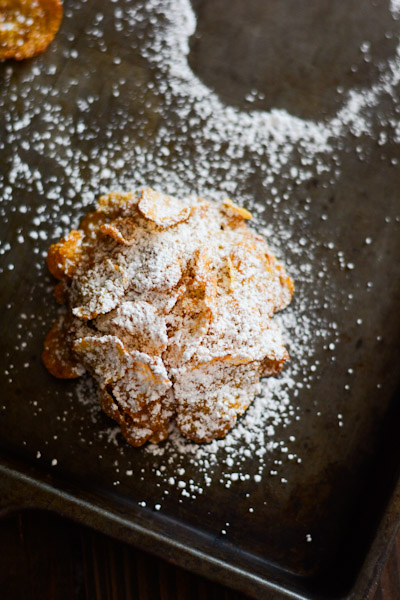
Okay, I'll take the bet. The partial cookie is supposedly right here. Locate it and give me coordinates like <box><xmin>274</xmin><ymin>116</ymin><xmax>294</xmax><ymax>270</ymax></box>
<box><xmin>0</xmin><ymin>0</ymin><xmax>63</xmax><ymax>61</ymax></box>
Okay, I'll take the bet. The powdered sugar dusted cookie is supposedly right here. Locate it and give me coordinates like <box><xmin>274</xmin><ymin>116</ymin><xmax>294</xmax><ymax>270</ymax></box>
<box><xmin>43</xmin><ymin>188</ymin><xmax>294</xmax><ymax>446</ymax></box>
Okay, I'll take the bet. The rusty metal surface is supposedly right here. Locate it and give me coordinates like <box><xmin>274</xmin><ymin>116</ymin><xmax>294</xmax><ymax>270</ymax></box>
<box><xmin>0</xmin><ymin>1</ymin><xmax>400</xmax><ymax>598</ymax></box>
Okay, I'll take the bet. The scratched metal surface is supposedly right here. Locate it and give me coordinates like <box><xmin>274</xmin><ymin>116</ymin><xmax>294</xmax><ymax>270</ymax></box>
<box><xmin>0</xmin><ymin>1</ymin><xmax>400</xmax><ymax>598</ymax></box>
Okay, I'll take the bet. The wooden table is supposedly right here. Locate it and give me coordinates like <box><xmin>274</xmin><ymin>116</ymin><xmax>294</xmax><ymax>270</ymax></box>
<box><xmin>1</xmin><ymin>511</ymin><xmax>398</xmax><ymax>600</ymax></box>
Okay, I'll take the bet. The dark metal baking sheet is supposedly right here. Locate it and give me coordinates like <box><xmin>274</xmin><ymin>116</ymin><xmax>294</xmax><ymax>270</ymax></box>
<box><xmin>1</xmin><ymin>1</ymin><xmax>400</xmax><ymax>598</ymax></box>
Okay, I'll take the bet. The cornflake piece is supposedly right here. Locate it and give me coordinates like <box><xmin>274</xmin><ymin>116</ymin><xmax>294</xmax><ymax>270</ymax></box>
<box><xmin>79</xmin><ymin>211</ymin><xmax>108</xmax><ymax>242</ymax></box>
<box><xmin>95</xmin><ymin>300</ymin><xmax>168</xmax><ymax>355</ymax></box>
<box><xmin>71</xmin><ymin>256</ymin><xmax>132</xmax><ymax>320</ymax></box>
<box><xmin>43</xmin><ymin>189</ymin><xmax>294</xmax><ymax>447</ymax></box>
<box><xmin>110</xmin><ymin>352</ymin><xmax>172</xmax><ymax>413</ymax></box>
<box><xmin>0</xmin><ymin>0</ymin><xmax>62</xmax><ymax>61</ymax></box>
<box><xmin>42</xmin><ymin>315</ymin><xmax>85</xmax><ymax>379</ymax></box>
<box><xmin>100</xmin><ymin>387</ymin><xmax>174</xmax><ymax>447</ymax></box>
<box><xmin>73</xmin><ymin>335</ymin><xmax>133</xmax><ymax>385</ymax></box>
<box><xmin>100</xmin><ymin>217</ymin><xmax>139</xmax><ymax>246</ymax></box>
<box><xmin>174</xmin><ymin>360</ymin><xmax>262</xmax><ymax>443</ymax></box>
<box><xmin>46</xmin><ymin>230</ymin><xmax>83</xmax><ymax>281</ymax></box>
<box><xmin>138</xmin><ymin>187</ymin><xmax>192</xmax><ymax>228</ymax></box>
<box><xmin>164</xmin><ymin>250</ymin><xmax>217</xmax><ymax>366</ymax></box>
<box><xmin>96</xmin><ymin>192</ymin><xmax>137</xmax><ymax>217</ymax></box>
<box><xmin>221</xmin><ymin>198</ymin><xmax>252</xmax><ymax>220</ymax></box>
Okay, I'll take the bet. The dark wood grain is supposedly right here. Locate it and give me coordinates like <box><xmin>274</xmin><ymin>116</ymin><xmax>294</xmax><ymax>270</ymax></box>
<box><xmin>0</xmin><ymin>511</ymin><xmax>398</xmax><ymax>600</ymax></box>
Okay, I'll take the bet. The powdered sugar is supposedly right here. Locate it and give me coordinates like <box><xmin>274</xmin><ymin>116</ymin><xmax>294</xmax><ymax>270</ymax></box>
<box><xmin>1</xmin><ymin>0</ymin><xmax>399</xmax><ymax>498</ymax></box>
